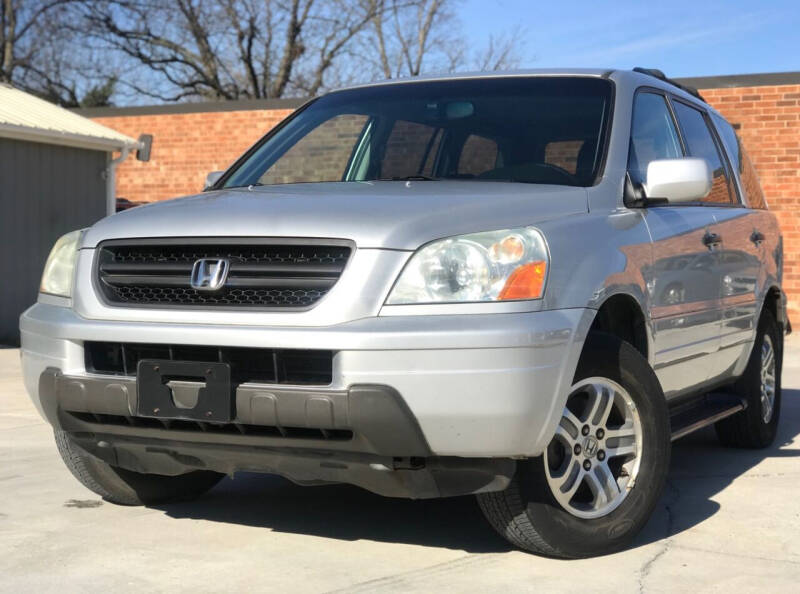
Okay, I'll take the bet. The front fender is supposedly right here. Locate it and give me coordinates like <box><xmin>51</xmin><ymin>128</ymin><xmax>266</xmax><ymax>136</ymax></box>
<box><xmin>539</xmin><ymin>209</ymin><xmax>652</xmax><ymax>322</ymax></box>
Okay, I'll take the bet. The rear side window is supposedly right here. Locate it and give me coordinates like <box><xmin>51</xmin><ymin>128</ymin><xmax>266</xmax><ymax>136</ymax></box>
<box><xmin>671</xmin><ymin>101</ymin><xmax>735</xmax><ymax>205</ymax></box>
<box><xmin>628</xmin><ymin>92</ymin><xmax>683</xmax><ymax>185</ymax></box>
<box><xmin>712</xmin><ymin>113</ymin><xmax>767</xmax><ymax>209</ymax></box>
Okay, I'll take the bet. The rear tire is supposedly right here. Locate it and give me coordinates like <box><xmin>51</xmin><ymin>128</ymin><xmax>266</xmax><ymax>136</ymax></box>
<box><xmin>715</xmin><ymin>310</ymin><xmax>782</xmax><ymax>449</ymax></box>
<box><xmin>55</xmin><ymin>430</ymin><xmax>224</xmax><ymax>505</ymax></box>
<box><xmin>477</xmin><ymin>333</ymin><xmax>671</xmax><ymax>558</ymax></box>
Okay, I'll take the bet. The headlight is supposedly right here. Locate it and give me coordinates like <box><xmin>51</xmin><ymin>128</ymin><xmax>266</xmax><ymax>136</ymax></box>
<box><xmin>386</xmin><ymin>227</ymin><xmax>549</xmax><ymax>304</ymax></box>
<box><xmin>40</xmin><ymin>230</ymin><xmax>84</xmax><ymax>298</ymax></box>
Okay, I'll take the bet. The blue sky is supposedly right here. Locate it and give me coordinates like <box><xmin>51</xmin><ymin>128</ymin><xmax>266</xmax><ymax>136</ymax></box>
<box><xmin>461</xmin><ymin>0</ymin><xmax>800</xmax><ymax>77</ymax></box>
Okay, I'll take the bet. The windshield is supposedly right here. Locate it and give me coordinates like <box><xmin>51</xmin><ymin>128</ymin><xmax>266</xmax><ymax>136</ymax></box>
<box><xmin>222</xmin><ymin>77</ymin><xmax>613</xmax><ymax>189</ymax></box>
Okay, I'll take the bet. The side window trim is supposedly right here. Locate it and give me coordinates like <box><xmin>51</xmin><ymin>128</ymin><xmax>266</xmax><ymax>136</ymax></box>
<box><xmin>629</xmin><ymin>86</ymin><xmax>687</xmax><ymax>155</ymax></box>
<box><xmin>695</xmin><ymin>102</ymin><xmax>743</xmax><ymax>205</ymax></box>
<box><xmin>668</xmin><ymin>95</ymin><xmax>742</xmax><ymax>207</ymax></box>
<box><xmin>344</xmin><ymin>116</ymin><xmax>376</xmax><ymax>181</ymax></box>
<box><xmin>710</xmin><ymin>115</ymin><xmax>743</xmax><ymax>205</ymax></box>
<box><xmin>661</xmin><ymin>91</ymin><xmax>688</xmax><ymax>155</ymax></box>
<box><xmin>626</xmin><ymin>86</ymin><xmax>686</xmax><ymax>207</ymax></box>
<box><xmin>708</xmin><ymin>112</ymin><xmax>749</xmax><ymax>207</ymax></box>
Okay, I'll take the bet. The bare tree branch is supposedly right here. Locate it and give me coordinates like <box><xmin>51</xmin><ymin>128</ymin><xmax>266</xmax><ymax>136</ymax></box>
<box><xmin>1</xmin><ymin>0</ymin><xmax>13</xmax><ymax>77</ymax></box>
<box><xmin>2</xmin><ymin>0</ymin><xmax>528</xmax><ymax>105</ymax></box>
<box><xmin>0</xmin><ymin>0</ymin><xmax>114</xmax><ymax>106</ymax></box>
<box><xmin>79</xmin><ymin>0</ymin><xmax>385</xmax><ymax>100</ymax></box>
<box><xmin>359</xmin><ymin>0</ymin><xmax>523</xmax><ymax>83</ymax></box>
<box><xmin>475</xmin><ymin>27</ymin><xmax>525</xmax><ymax>71</ymax></box>
<box><xmin>371</xmin><ymin>0</ymin><xmax>392</xmax><ymax>78</ymax></box>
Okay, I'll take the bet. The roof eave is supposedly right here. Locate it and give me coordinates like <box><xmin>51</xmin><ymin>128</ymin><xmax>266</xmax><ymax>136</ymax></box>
<box><xmin>0</xmin><ymin>122</ymin><xmax>138</xmax><ymax>152</ymax></box>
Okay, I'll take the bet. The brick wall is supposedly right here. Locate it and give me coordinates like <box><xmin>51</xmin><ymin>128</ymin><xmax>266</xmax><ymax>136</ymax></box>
<box><xmin>92</xmin><ymin>108</ymin><xmax>295</xmax><ymax>202</ymax></box>
<box><xmin>701</xmin><ymin>84</ymin><xmax>800</xmax><ymax>321</ymax></box>
<box><xmin>85</xmin><ymin>76</ymin><xmax>800</xmax><ymax>320</ymax></box>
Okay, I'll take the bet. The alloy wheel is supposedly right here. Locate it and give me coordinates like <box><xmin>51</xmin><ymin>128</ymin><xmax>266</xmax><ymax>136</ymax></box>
<box><xmin>544</xmin><ymin>378</ymin><xmax>643</xmax><ymax>519</ymax></box>
<box><xmin>760</xmin><ymin>334</ymin><xmax>777</xmax><ymax>424</ymax></box>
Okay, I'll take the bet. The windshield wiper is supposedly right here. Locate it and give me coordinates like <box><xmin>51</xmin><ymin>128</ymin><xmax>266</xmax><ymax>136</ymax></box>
<box><xmin>377</xmin><ymin>175</ymin><xmax>439</xmax><ymax>181</ymax></box>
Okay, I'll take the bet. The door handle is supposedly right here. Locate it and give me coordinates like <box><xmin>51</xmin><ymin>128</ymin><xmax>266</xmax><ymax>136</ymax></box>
<box><xmin>750</xmin><ymin>230</ymin><xmax>765</xmax><ymax>246</ymax></box>
<box><xmin>702</xmin><ymin>231</ymin><xmax>722</xmax><ymax>250</ymax></box>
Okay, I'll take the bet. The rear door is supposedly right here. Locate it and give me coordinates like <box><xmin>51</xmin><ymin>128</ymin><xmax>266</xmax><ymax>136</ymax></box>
<box><xmin>711</xmin><ymin>112</ymin><xmax>774</xmax><ymax>357</ymax></box>
<box><xmin>628</xmin><ymin>90</ymin><xmax>721</xmax><ymax>398</ymax></box>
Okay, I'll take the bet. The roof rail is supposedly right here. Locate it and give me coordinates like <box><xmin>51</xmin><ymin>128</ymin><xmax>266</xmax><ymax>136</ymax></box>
<box><xmin>633</xmin><ymin>67</ymin><xmax>706</xmax><ymax>103</ymax></box>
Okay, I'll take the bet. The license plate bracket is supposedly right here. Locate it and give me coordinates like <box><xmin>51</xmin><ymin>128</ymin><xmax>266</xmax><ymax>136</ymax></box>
<box><xmin>137</xmin><ymin>360</ymin><xmax>233</xmax><ymax>422</ymax></box>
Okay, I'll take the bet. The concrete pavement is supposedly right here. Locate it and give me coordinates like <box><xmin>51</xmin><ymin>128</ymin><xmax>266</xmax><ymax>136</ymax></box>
<box><xmin>1</xmin><ymin>337</ymin><xmax>799</xmax><ymax>593</ymax></box>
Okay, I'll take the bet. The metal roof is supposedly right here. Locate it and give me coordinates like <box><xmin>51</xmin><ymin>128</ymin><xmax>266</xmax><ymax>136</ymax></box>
<box><xmin>330</xmin><ymin>68</ymin><xmax>612</xmax><ymax>94</ymax></box>
<box><xmin>0</xmin><ymin>84</ymin><xmax>138</xmax><ymax>152</ymax></box>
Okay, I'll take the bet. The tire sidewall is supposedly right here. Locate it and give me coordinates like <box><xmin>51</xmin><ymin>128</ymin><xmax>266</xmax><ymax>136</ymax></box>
<box><xmin>740</xmin><ymin>312</ymin><xmax>782</xmax><ymax>444</ymax></box>
<box><xmin>55</xmin><ymin>430</ymin><xmax>223</xmax><ymax>505</ymax></box>
<box><xmin>516</xmin><ymin>334</ymin><xmax>671</xmax><ymax>557</ymax></box>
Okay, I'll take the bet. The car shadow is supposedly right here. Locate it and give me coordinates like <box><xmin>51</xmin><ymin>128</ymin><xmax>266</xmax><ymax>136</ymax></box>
<box><xmin>634</xmin><ymin>387</ymin><xmax>800</xmax><ymax>549</ymax></box>
<box><xmin>158</xmin><ymin>470</ymin><xmax>512</xmax><ymax>553</ymax></box>
<box><xmin>157</xmin><ymin>387</ymin><xmax>800</xmax><ymax>555</ymax></box>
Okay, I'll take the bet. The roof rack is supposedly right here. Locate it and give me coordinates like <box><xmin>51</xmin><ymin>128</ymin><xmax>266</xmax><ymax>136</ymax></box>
<box><xmin>632</xmin><ymin>67</ymin><xmax>706</xmax><ymax>103</ymax></box>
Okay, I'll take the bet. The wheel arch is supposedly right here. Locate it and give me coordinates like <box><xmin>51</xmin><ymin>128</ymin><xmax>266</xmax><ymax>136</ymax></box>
<box><xmin>760</xmin><ymin>285</ymin><xmax>789</xmax><ymax>334</ymax></box>
<box><xmin>734</xmin><ymin>285</ymin><xmax>787</xmax><ymax>379</ymax></box>
<box><xmin>586</xmin><ymin>293</ymin><xmax>652</xmax><ymax>365</ymax></box>
<box><xmin>531</xmin><ymin>298</ymin><xmax>654</xmax><ymax>457</ymax></box>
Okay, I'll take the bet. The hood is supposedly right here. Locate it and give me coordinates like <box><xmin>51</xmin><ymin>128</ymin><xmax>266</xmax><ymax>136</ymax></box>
<box><xmin>83</xmin><ymin>181</ymin><xmax>588</xmax><ymax>250</ymax></box>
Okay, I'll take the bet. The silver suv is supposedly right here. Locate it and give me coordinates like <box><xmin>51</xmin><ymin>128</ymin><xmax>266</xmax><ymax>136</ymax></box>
<box><xmin>21</xmin><ymin>69</ymin><xmax>789</xmax><ymax>558</ymax></box>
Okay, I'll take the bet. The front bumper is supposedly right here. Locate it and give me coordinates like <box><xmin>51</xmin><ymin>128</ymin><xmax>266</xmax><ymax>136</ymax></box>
<box><xmin>20</xmin><ymin>303</ymin><xmax>591</xmax><ymax>493</ymax></box>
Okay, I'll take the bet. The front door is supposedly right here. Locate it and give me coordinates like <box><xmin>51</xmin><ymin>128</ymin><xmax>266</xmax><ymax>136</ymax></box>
<box><xmin>627</xmin><ymin>90</ymin><xmax>722</xmax><ymax>398</ymax></box>
<box><xmin>668</xmin><ymin>98</ymin><xmax>759</xmax><ymax>384</ymax></box>
<box><xmin>644</xmin><ymin>208</ymin><xmax>722</xmax><ymax>398</ymax></box>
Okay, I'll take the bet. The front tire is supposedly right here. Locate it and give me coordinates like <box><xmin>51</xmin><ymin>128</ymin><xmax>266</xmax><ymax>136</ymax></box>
<box><xmin>715</xmin><ymin>310</ymin><xmax>782</xmax><ymax>449</ymax></box>
<box><xmin>55</xmin><ymin>430</ymin><xmax>224</xmax><ymax>505</ymax></box>
<box><xmin>477</xmin><ymin>333</ymin><xmax>671</xmax><ymax>558</ymax></box>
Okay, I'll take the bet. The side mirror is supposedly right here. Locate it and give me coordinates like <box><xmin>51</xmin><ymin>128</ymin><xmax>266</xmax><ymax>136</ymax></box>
<box><xmin>204</xmin><ymin>171</ymin><xmax>224</xmax><ymax>190</ymax></box>
<box><xmin>644</xmin><ymin>158</ymin><xmax>712</xmax><ymax>203</ymax></box>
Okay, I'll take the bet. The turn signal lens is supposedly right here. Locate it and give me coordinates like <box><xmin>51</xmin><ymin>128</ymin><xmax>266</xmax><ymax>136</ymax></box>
<box><xmin>498</xmin><ymin>261</ymin><xmax>547</xmax><ymax>300</ymax></box>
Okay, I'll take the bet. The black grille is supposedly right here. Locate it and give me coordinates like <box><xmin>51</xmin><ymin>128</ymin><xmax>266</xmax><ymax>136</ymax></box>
<box><xmin>84</xmin><ymin>342</ymin><xmax>334</xmax><ymax>386</ymax></box>
<box><xmin>96</xmin><ymin>240</ymin><xmax>352</xmax><ymax>308</ymax></box>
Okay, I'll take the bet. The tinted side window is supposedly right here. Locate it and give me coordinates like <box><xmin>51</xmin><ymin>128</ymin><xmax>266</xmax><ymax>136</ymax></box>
<box><xmin>738</xmin><ymin>150</ymin><xmax>766</xmax><ymax>209</ymax></box>
<box><xmin>259</xmin><ymin>114</ymin><xmax>367</xmax><ymax>184</ymax></box>
<box><xmin>545</xmin><ymin>140</ymin><xmax>584</xmax><ymax>175</ymax></box>
<box><xmin>628</xmin><ymin>92</ymin><xmax>683</xmax><ymax>185</ymax></box>
<box><xmin>418</xmin><ymin>129</ymin><xmax>443</xmax><ymax>176</ymax></box>
<box><xmin>458</xmin><ymin>134</ymin><xmax>498</xmax><ymax>176</ymax></box>
<box><xmin>381</xmin><ymin>120</ymin><xmax>439</xmax><ymax>178</ymax></box>
<box><xmin>712</xmin><ymin>113</ymin><xmax>767</xmax><ymax>209</ymax></box>
<box><xmin>671</xmin><ymin>101</ymin><xmax>734</xmax><ymax>205</ymax></box>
